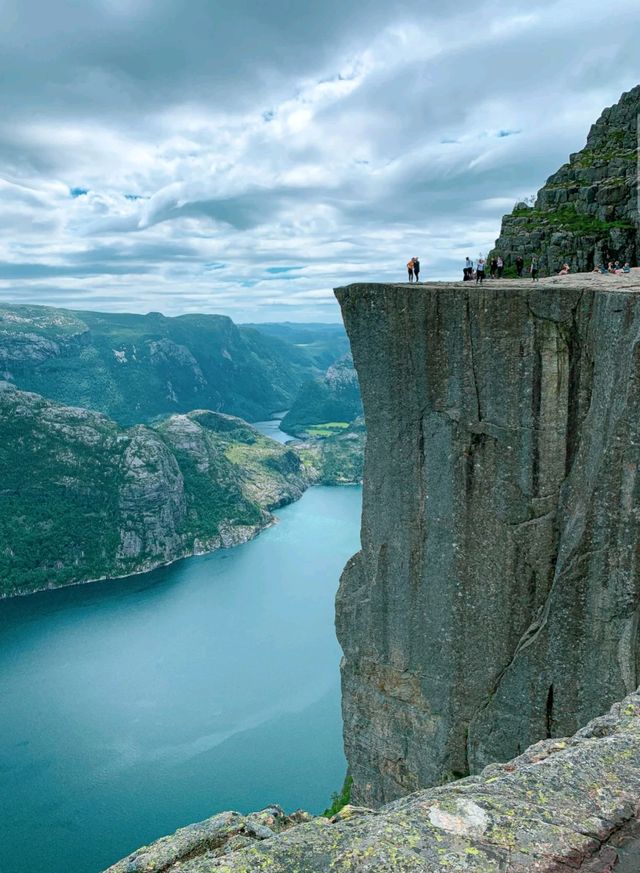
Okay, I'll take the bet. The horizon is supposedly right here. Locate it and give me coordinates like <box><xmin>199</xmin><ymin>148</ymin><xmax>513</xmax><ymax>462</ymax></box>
<box><xmin>1</xmin><ymin>1</ymin><xmax>639</xmax><ymax>322</ymax></box>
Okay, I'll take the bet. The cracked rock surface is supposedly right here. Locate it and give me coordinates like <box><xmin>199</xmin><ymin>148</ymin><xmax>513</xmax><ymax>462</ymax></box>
<box><xmin>103</xmin><ymin>691</ymin><xmax>640</xmax><ymax>872</ymax></box>
<box><xmin>336</xmin><ymin>275</ymin><xmax>640</xmax><ymax>806</ymax></box>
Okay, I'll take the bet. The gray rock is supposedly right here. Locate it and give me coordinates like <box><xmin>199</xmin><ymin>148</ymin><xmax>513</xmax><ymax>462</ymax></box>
<box><xmin>335</xmin><ymin>276</ymin><xmax>640</xmax><ymax>807</ymax></box>
<box><xmin>492</xmin><ymin>84</ymin><xmax>639</xmax><ymax>274</ymax></box>
<box><xmin>103</xmin><ymin>689</ymin><xmax>640</xmax><ymax>872</ymax></box>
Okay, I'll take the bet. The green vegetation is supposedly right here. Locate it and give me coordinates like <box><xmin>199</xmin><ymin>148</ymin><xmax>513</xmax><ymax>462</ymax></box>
<box><xmin>322</xmin><ymin>775</ymin><xmax>353</xmax><ymax>818</ymax></box>
<box><xmin>305</xmin><ymin>422</ymin><xmax>350</xmax><ymax>438</ymax></box>
<box><xmin>0</xmin><ymin>386</ymin><xmax>309</xmax><ymax>597</ymax></box>
<box><xmin>0</xmin><ymin>304</ymin><xmax>331</xmax><ymax>426</ymax></box>
<box><xmin>296</xmin><ymin>419</ymin><xmax>365</xmax><ymax>485</ymax></box>
<box><xmin>281</xmin><ymin>356</ymin><xmax>362</xmax><ymax>437</ymax></box>
<box><xmin>510</xmin><ymin>203</ymin><xmax>634</xmax><ymax>233</ymax></box>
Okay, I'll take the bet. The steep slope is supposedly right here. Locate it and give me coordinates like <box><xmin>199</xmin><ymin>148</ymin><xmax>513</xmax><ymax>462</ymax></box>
<box><xmin>335</xmin><ymin>275</ymin><xmax>640</xmax><ymax>807</ymax></box>
<box><xmin>0</xmin><ymin>304</ymin><xmax>315</xmax><ymax>425</ymax></box>
<box><xmin>0</xmin><ymin>383</ymin><xmax>309</xmax><ymax>597</ymax></box>
<box><xmin>493</xmin><ymin>84</ymin><xmax>639</xmax><ymax>274</ymax></box>
<box><xmin>280</xmin><ymin>355</ymin><xmax>362</xmax><ymax>436</ymax></box>
<box><xmin>242</xmin><ymin>322</ymin><xmax>350</xmax><ymax>370</ymax></box>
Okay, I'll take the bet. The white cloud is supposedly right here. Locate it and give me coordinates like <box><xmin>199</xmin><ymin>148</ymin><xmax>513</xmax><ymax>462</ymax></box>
<box><xmin>0</xmin><ymin>0</ymin><xmax>637</xmax><ymax>320</ymax></box>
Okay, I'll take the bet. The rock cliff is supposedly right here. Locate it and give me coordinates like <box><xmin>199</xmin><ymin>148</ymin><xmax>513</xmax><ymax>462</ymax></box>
<box><xmin>492</xmin><ymin>85</ymin><xmax>638</xmax><ymax>274</ymax></box>
<box><xmin>0</xmin><ymin>384</ymin><xmax>309</xmax><ymax>596</ymax></box>
<box><xmin>335</xmin><ymin>274</ymin><xmax>640</xmax><ymax>806</ymax></box>
<box><xmin>103</xmin><ymin>689</ymin><xmax>640</xmax><ymax>872</ymax></box>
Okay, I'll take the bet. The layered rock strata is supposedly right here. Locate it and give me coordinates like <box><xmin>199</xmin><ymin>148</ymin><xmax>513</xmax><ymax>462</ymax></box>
<box><xmin>336</xmin><ymin>274</ymin><xmax>640</xmax><ymax>806</ymax></box>
<box><xmin>104</xmin><ymin>689</ymin><xmax>640</xmax><ymax>872</ymax></box>
<box><xmin>492</xmin><ymin>84</ymin><xmax>638</xmax><ymax>273</ymax></box>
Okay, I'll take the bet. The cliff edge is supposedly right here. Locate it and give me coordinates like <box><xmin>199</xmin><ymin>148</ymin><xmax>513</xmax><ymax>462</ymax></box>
<box><xmin>336</xmin><ymin>273</ymin><xmax>640</xmax><ymax>806</ymax></box>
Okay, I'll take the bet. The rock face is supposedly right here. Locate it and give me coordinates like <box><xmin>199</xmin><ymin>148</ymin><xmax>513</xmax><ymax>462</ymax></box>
<box><xmin>492</xmin><ymin>85</ymin><xmax>638</xmax><ymax>274</ymax></box>
<box><xmin>103</xmin><ymin>689</ymin><xmax>640</xmax><ymax>872</ymax></box>
<box><xmin>335</xmin><ymin>275</ymin><xmax>640</xmax><ymax>807</ymax></box>
<box><xmin>0</xmin><ymin>384</ymin><xmax>310</xmax><ymax>597</ymax></box>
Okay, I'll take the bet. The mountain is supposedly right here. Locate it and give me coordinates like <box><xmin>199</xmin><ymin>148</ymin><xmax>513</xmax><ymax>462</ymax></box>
<box><xmin>492</xmin><ymin>84</ymin><xmax>639</xmax><ymax>274</ymax></box>
<box><xmin>295</xmin><ymin>418</ymin><xmax>365</xmax><ymax>485</ymax></box>
<box><xmin>0</xmin><ymin>382</ymin><xmax>310</xmax><ymax>597</ymax></box>
<box><xmin>0</xmin><ymin>304</ymin><xmax>319</xmax><ymax>426</ymax></box>
<box><xmin>280</xmin><ymin>355</ymin><xmax>362</xmax><ymax>437</ymax></box>
<box><xmin>242</xmin><ymin>322</ymin><xmax>350</xmax><ymax>371</ymax></box>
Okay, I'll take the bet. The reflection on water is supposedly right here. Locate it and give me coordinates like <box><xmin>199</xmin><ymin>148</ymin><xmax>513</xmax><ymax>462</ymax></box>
<box><xmin>0</xmin><ymin>486</ymin><xmax>361</xmax><ymax>873</ymax></box>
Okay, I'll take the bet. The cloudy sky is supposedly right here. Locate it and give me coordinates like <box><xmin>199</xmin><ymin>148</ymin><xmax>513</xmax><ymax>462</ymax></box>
<box><xmin>0</xmin><ymin>0</ymin><xmax>638</xmax><ymax>322</ymax></box>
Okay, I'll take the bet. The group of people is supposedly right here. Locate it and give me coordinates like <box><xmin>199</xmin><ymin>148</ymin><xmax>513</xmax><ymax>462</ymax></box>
<box><xmin>406</xmin><ymin>257</ymin><xmax>421</xmax><ymax>282</ymax></box>
<box><xmin>592</xmin><ymin>261</ymin><xmax>632</xmax><ymax>275</ymax></box>
<box><xmin>462</xmin><ymin>255</ymin><xmax>539</xmax><ymax>283</ymax></box>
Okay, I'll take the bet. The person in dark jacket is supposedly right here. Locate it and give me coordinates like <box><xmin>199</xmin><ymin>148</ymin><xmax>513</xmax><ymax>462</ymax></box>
<box><xmin>413</xmin><ymin>257</ymin><xmax>420</xmax><ymax>282</ymax></box>
<box><xmin>490</xmin><ymin>257</ymin><xmax>498</xmax><ymax>278</ymax></box>
<box><xmin>515</xmin><ymin>255</ymin><xmax>524</xmax><ymax>277</ymax></box>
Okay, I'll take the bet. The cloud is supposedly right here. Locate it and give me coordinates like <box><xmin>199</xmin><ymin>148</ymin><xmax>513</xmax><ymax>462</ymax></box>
<box><xmin>0</xmin><ymin>0</ymin><xmax>637</xmax><ymax>320</ymax></box>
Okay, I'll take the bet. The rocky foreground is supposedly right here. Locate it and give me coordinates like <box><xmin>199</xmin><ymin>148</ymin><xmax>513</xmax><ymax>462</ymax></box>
<box><xmin>105</xmin><ymin>689</ymin><xmax>640</xmax><ymax>872</ymax></box>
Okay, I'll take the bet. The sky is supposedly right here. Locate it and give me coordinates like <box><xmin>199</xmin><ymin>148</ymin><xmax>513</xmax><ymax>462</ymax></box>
<box><xmin>0</xmin><ymin>0</ymin><xmax>638</xmax><ymax>322</ymax></box>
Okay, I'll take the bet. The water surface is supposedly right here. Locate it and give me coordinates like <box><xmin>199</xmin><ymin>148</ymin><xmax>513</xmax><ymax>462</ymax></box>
<box><xmin>0</xmin><ymin>485</ymin><xmax>361</xmax><ymax>873</ymax></box>
<box><xmin>252</xmin><ymin>412</ymin><xmax>292</xmax><ymax>444</ymax></box>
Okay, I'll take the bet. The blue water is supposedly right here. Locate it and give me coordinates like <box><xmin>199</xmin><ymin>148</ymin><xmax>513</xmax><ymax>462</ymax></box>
<box><xmin>252</xmin><ymin>413</ymin><xmax>292</xmax><ymax>444</ymax></box>
<box><xmin>0</xmin><ymin>485</ymin><xmax>362</xmax><ymax>873</ymax></box>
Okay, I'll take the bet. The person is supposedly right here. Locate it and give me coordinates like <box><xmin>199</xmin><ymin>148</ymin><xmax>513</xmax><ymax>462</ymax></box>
<box><xmin>490</xmin><ymin>257</ymin><xmax>498</xmax><ymax>278</ymax></box>
<box><xmin>530</xmin><ymin>258</ymin><xmax>539</xmax><ymax>281</ymax></box>
<box><xmin>476</xmin><ymin>258</ymin><xmax>486</xmax><ymax>284</ymax></box>
<box><xmin>413</xmin><ymin>257</ymin><xmax>421</xmax><ymax>283</ymax></box>
<box><xmin>515</xmin><ymin>255</ymin><xmax>524</xmax><ymax>277</ymax></box>
<box><xmin>407</xmin><ymin>258</ymin><xmax>414</xmax><ymax>282</ymax></box>
<box><xmin>558</xmin><ymin>263</ymin><xmax>570</xmax><ymax>275</ymax></box>
<box><xmin>497</xmin><ymin>256</ymin><xmax>504</xmax><ymax>278</ymax></box>
<box><xmin>464</xmin><ymin>256</ymin><xmax>474</xmax><ymax>281</ymax></box>
<box><xmin>623</xmin><ymin>262</ymin><xmax>632</xmax><ymax>273</ymax></box>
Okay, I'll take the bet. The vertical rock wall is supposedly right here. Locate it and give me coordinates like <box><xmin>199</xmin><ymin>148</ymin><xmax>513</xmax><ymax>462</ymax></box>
<box><xmin>335</xmin><ymin>279</ymin><xmax>640</xmax><ymax>806</ymax></box>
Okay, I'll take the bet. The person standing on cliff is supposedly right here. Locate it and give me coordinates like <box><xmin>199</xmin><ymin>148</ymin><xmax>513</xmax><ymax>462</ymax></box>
<box><xmin>476</xmin><ymin>258</ymin><xmax>486</xmax><ymax>284</ymax></box>
<box><xmin>490</xmin><ymin>257</ymin><xmax>498</xmax><ymax>278</ymax></box>
<box><xmin>413</xmin><ymin>257</ymin><xmax>421</xmax><ymax>283</ymax></box>
<box><xmin>497</xmin><ymin>256</ymin><xmax>504</xmax><ymax>278</ymax></box>
<box><xmin>516</xmin><ymin>255</ymin><xmax>524</xmax><ymax>277</ymax></box>
<box><xmin>407</xmin><ymin>258</ymin><xmax>415</xmax><ymax>282</ymax></box>
<box><xmin>530</xmin><ymin>258</ymin><xmax>539</xmax><ymax>281</ymax></box>
<box><xmin>464</xmin><ymin>256</ymin><xmax>473</xmax><ymax>280</ymax></box>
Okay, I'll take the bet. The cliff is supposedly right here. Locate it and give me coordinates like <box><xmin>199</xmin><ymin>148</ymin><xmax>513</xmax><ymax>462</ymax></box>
<box><xmin>335</xmin><ymin>274</ymin><xmax>640</xmax><ymax>806</ymax></box>
<box><xmin>104</xmin><ymin>689</ymin><xmax>640</xmax><ymax>872</ymax></box>
<box><xmin>0</xmin><ymin>384</ymin><xmax>309</xmax><ymax>596</ymax></box>
<box><xmin>492</xmin><ymin>84</ymin><xmax>638</xmax><ymax>274</ymax></box>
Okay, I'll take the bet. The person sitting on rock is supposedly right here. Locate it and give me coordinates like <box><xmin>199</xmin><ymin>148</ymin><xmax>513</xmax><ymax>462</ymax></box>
<box><xmin>407</xmin><ymin>258</ymin><xmax>415</xmax><ymax>283</ymax></box>
<box><xmin>558</xmin><ymin>263</ymin><xmax>570</xmax><ymax>275</ymax></box>
<box><xmin>413</xmin><ymin>257</ymin><xmax>421</xmax><ymax>283</ymax></box>
<box><xmin>608</xmin><ymin>262</ymin><xmax>616</xmax><ymax>273</ymax></box>
<box><xmin>623</xmin><ymin>263</ymin><xmax>632</xmax><ymax>273</ymax></box>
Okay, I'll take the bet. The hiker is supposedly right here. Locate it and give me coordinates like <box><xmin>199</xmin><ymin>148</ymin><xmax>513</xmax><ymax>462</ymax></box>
<box><xmin>515</xmin><ymin>255</ymin><xmax>524</xmax><ymax>277</ymax></box>
<box><xmin>407</xmin><ymin>258</ymin><xmax>415</xmax><ymax>282</ymax></box>
<box><xmin>497</xmin><ymin>256</ymin><xmax>504</xmax><ymax>278</ymax></box>
<box><xmin>559</xmin><ymin>263</ymin><xmax>570</xmax><ymax>275</ymax></box>
<box><xmin>413</xmin><ymin>257</ymin><xmax>421</xmax><ymax>283</ymax></box>
<box><xmin>623</xmin><ymin>263</ymin><xmax>632</xmax><ymax>273</ymax></box>
<box><xmin>490</xmin><ymin>257</ymin><xmax>498</xmax><ymax>278</ymax></box>
<box><xmin>476</xmin><ymin>258</ymin><xmax>486</xmax><ymax>284</ymax></box>
<box><xmin>464</xmin><ymin>257</ymin><xmax>474</xmax><ymax>281</ymax></box>
<box><xmin>530</xmin><ymin>258</ymin><xmax>539</xmax><ymax>281</ymax></box>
